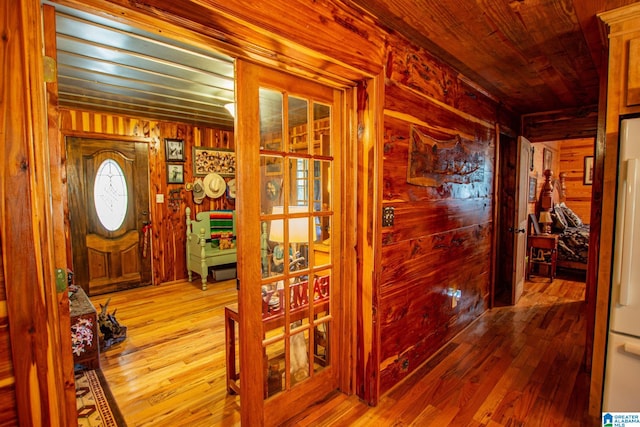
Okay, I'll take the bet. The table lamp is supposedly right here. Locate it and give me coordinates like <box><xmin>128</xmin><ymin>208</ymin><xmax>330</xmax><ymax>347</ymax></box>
<box><xmin>269</xmin><ymin>206</ymin><xmax>309</xmax><ymax>271</ymax></box>
<box><xmin>538</xmin><ymin>210</ymin><xmax>553</xmax><ymax>234</ymax></box>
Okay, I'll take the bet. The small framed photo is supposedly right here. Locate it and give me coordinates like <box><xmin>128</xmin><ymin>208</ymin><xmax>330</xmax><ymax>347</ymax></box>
<box><xmin>193</xmin><ymin>147</ymin><xmax>236</xmax><ymax>177</ymax></box>
<box><xmin>264</xmin><ymin>156</ymin><xmax>283</xmax><ymax>176</ymax></box>
<box><xmin>584</xmin><ymin>156</ymin><xmax>594</xmax><ymax>185</ymax></box>
<box><xmin>165</xmin><ymin>138</ymin><xmax>185</xmax><ymax>162</ymax></box>
<box><xmin>528</xmin><ymin>176</ymin><xmax>537</xmax><ymax>203</ymax></box>
<box><xmin>167</xmin><ymin>164</ymin><xmax>184</xmax><ymax>184</ymax></box>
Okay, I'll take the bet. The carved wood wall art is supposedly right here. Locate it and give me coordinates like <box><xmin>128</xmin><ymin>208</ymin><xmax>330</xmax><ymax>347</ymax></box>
<box><xmin>407</xmin><ymin>127</ymin><xmax>485</xmax><ymax>187</ymax></box>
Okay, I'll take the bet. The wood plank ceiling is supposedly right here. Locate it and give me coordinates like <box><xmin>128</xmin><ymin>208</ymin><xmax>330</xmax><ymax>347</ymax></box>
<box><xmin>49</xmin><ymin>0</ymin><xmax>639</xmax><ymax>129</ymax></box>
<box><xmin>349</xmin><ymin>0</ymin><xmax>638</xmax><ymax>115</ymax></box>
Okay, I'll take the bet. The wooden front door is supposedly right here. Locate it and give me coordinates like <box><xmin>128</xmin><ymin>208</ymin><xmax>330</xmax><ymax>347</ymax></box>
<box><xmin>511</xmin><ymin>136</ymin><xmax>532</xmax><ymax>304</ymax></box>
<box><xmin>67</xmin><ymin>137</ymin><xmax>152</xmax><ymax>295</ymax></box>
<box><xmin>235</xmin><ymin>60</ymin><xmax>343</xmax><ymax>426</ymax></box>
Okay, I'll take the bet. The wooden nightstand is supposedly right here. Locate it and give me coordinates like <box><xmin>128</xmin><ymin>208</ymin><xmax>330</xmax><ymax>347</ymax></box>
<box><xmin>527</xmin><ymin>234</ymin><xmax>559</xmax><ymax>282</ymax></box>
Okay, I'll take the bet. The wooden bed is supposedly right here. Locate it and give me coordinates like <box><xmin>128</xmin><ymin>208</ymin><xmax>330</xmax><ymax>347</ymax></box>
<box><xmin>538</xmin><ymin>170</ymin><xmax>589</xmax><ymax>272</ymax></box>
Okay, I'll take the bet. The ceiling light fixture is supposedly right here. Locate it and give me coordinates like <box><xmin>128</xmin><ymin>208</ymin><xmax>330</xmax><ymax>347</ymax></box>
<box><xmin>224</xmin><ymin>102</ymin><xmax>235</xmax><ymax>117</ymax></box>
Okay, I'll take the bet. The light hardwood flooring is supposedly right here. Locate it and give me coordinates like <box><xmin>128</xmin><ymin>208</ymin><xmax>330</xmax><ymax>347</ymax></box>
<box><xmin>90</xmin><ymin>273</ymin><xmax>598</xmax><ymax>427</ymax></box>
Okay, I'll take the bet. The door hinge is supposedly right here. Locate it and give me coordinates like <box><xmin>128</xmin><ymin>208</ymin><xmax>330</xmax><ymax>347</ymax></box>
<box><xmin>55</xmin><ymin>268</ymin><xmax>67</xmax><ymax>293</ymax></box>
<box><xmin>43</xmin><ymin>56</ymin><xmax>57</xmax><ymax>83</ymax></box>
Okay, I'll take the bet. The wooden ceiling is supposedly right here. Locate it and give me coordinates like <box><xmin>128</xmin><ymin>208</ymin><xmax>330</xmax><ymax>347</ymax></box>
<box><xmin>350</xmin><ymin>0</ymin><xmax>638</xmax><ymax>115</ymax></box>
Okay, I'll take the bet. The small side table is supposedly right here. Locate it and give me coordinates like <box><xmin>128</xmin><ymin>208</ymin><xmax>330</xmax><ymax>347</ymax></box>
<box><xmin>69</xmin><ymin>287</ymin><xmax>100</xmax><ymax>370</ymax></box>
<box><xmin>225</xmin><ymin>304</ymin><xmax>240</xmax><ymax>395</ymax></box>
<box><xmin>527</xmin><ymin>234</ymin><xmax>559</xmax><ymax>282</ymax></box>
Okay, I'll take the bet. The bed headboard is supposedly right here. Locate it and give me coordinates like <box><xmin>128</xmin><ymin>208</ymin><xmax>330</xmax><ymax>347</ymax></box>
<box><xmin>540</xmin><ymin>169</ymin><xmax>554</xmax><ymax>212</ymax></box>
<box><xmin>557</xmin><ymin>171</ymin><xmax>567</xmax><ymax>203</ymax></box>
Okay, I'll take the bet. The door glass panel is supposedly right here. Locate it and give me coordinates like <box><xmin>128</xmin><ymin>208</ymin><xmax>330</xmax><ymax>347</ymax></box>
<box><xmin>313</xmin><ymin>103</ymin><xmax>331</xmax><ymax>156</ymax></box>
<box><xmin>258</xmin><ymin>84</ymin><xmax>333</xmax><ymax>399</ymax></box>
<box><xmin>94</xmin><ymin>158</ymin><xmax>128</xmax><ymax>231</ymax></box>
<box><xmin>264</xmin><ymin>219</ymin><xmax>284</xmax><ymax>279</ymax></box>
<box><xmin>313</xmin><ymin>216</ymin><xmax>331</xmax><ymax>266</ymax></box>
<box><xmin>265</xmin><ymin>338</ymin><xmax>285</xmax><ymax>399</ymax></box>
<box><xmin>260</xmin><ymin>88</ymin><xmax>283</xmax><ymax>152</ymax></box>
<box><xmin>289</xmin><ymin>96</ymin><xmax>309</xmax><ymax>154</ymax></box>
<box><xmin>290</xmin><ymin>158</ymin><xmax>310</xmax><ymax>208</ymax></box>
<box><xmin>313</xmin><ymin>160</ymin><xmax>331</xmax><ymax>212</ymax></box>
<box><xmin>261</xmin><ymin>157</ymin><xmax>284</xmax><ymax>212</ymax></box>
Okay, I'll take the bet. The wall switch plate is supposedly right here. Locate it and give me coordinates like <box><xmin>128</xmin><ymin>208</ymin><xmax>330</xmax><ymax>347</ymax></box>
<box><xmin>382</xmin><ymin>206</ymin><xmax>395</xmax><ymax>227</ymax></box>
<box><xmin>156</xmin><ymin>194</ymin><xmax>164</xmax><ymax>203</ymax></box>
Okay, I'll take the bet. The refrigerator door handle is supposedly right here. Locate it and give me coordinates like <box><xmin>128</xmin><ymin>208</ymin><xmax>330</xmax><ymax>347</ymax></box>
<box><xmin>620</xmin><ymin>158</ymin><xmax>638</xmax><ymax>306</ymax></box>
<box><xmin>623</xmin><ymin>341</ymin><xmax>640</xmax><ymax>357</ymax></box>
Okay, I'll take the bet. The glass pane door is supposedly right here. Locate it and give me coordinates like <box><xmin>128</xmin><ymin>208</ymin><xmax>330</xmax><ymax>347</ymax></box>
<box><xmin>259</xmin><ymin>88</ymin><xmax>335</xmax><ymax>398</ymax></box>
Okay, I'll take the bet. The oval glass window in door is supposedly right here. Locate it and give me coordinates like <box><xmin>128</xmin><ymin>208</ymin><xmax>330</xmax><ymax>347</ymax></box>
<box><xmin>94</xmin><ymin>159</ymin><xmax>128</xmax><ymax>231</ymax></box>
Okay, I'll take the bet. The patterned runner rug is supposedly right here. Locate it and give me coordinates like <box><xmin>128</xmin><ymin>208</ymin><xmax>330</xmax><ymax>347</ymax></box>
<box><xmin>75</xmin><ymin>369</ymin><xmax>126</xmax><ymax>427</ymax></box>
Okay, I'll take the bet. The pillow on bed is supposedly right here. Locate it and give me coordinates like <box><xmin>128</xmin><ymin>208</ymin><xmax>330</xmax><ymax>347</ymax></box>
<box><xmin>559</xmin><ymin>202</ymin><xmax>583</xmax><ymax>227</ymax></box>
<box><xmin>552</xmin><ymin>204</ymin><xmax>568</xmax><ymax>231</ymax></box>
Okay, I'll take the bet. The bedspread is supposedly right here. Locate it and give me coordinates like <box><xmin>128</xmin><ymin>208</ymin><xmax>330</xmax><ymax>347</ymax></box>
<box><xmin>557</xmin><ymin>224</ymin><xmax>590</xmax><ymax>264</ymax></box>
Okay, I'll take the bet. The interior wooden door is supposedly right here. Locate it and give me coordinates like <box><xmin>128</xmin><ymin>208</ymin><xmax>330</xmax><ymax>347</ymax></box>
<box><xmin>67</xmin><ymin>137</ymin><xmax>152</xmax><ymax>295</ymax></box>
<box><xmin>235</xmin><ymin>60</ymin><xmax>342</xmax><ymax>426</ymax></box>
<box><xmin>512</xmin><ymin>136</ymin><xmax>532</xmax><ymax>304</ymax></box>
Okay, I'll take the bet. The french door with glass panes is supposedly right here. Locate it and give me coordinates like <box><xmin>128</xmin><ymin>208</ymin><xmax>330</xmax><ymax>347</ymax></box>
<box><xmin>235</xmin><ymin>60</ymin><xmax>342</xmax><ymax>426</ymax></box>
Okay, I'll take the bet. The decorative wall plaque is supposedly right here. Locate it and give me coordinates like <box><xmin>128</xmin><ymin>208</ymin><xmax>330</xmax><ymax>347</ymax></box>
<box><xmin>407</xmin><ymin>127</ymin><xmax>485</xmax><ymax>187</ymax></box>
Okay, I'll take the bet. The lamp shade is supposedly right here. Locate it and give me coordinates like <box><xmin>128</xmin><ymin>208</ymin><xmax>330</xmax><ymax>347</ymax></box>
<box><xmin>538</xmin><ymin>211</ymin><xmax>553</xmax><ymax>224</ymax></box>
<box><xmin>269</xmin><ymin>206</ymin><xmax>309</xmax><ymax>243</ymax></box>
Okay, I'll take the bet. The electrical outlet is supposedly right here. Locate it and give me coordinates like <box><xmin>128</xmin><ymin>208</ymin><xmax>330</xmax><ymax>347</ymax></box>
<box><xmin>382</xmin><ymin>206</ymin><xmax>395</xmax><ymax>227</ymax></box>
<box><xmin>446</xmin><ymin>287</ymin><xmax>461</xmax><ymax>308</ymax></box>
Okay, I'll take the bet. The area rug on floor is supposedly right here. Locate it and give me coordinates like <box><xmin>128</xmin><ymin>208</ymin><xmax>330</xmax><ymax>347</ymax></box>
<box><xmin>75</xmin><ymin>369</ymin><xmax>127</xmax><ymax>427</ymax></box>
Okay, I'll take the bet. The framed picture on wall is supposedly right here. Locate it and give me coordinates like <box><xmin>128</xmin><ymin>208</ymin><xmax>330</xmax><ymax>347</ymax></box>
<box><xmin>165</xmin><ymin>138</ymin><xmax>185</xmax><ymax>162</ymax></box>
<box><xmin>528</xmin><ymin>176</ymin><xmax>537</xmax><ymax>202</ymax></box>
<box><xmin>167</xmin><ymin>164</ymin><xmax>184</xmax><ymax>184</ymax></box>
<box><xmin>543</xmin><ymin>148</ymin><xmax>552</xmax><ymax>171</ymax></box>
<box><xmin>584</xmin><ymin>156</ymin><xmax>594</xmax><ymax>185</ymax></box>
<box><xmin>193</xmin><ymin>147</ymin><xmax>236</xmax><ymax>177</ymax></box>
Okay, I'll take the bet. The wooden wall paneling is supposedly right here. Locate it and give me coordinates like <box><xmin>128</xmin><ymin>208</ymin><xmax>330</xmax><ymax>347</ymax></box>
<box><xmin>379</xmin><ymin>36</ymin><xmax>497</xmax><ymax>394</ymax></box>
<box><xmin>2</xmin><ymin>0</ymin><xmax>71</xmax><ymax>424</ymax></box>
<box><xmin>59</xmin><ymin>109</ymin><xmax>234</xmax><ymax>286</ymax></box>
<box><xmin>384</xmin><ymin>33</ymin><xmax>510</xmax><ymax>128</ymax></box>
<box><xmin>0</xmin><ymin>245</ymin><xmax>18</xmax><ymax>425</ymax></box>
<box><xmin>378</xmin><ymin>226</ymin><xmax>491</xmax><ymax>392</ymax></box>
<box><xmin>558</xmin><ymin>138</ymin><xmax>596</xmax><ymax>221</ymax></box>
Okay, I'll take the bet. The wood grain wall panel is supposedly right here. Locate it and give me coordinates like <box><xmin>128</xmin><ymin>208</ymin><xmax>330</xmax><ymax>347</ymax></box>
<box><xmin>59</xmin><ymin>109</ymin><xmax>234</xmax><ymax>286</ymax></box>
<box><xmin>385</xmin><ymin>33</ymin><xmax>509</xmax><ymax>128</ymax></box>
<box><xmin>378</xmin><ymin>42</ymin><xmax>497</xmax><ymax>394</ymax></box>
<box><xmin>381</xmin><ymin>200</ymin><xmax>492</xmax><ymax>248</ymax></box>
<box><xmin>559</xmin><ymin>138</ymin><xmax>595</xmax><ymax>222</ymax></box>
<box><xmin>0</xmin><ymin>244</ymin><xmax>18</xmax><ymax>425</ymax></box>
<box><xmin>378</xmin><ymin>240</ymin><xmax>491</xmax><ymax>392</ymax></box>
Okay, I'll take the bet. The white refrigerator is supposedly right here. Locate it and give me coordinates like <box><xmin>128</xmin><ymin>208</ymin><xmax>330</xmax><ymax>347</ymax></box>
<box><xmin>603</xmin><ymin>117</ymin><xmax>640</xmax><ymax>412</ymax></box>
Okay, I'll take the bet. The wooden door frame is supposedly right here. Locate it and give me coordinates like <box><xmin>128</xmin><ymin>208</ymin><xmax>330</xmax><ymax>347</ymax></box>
<box><xmin>20</xmin><ymin>1</ymin><xmax>380</xmax><ymax>425</ymax></box>
<box><xmin>2</xmin><ymin>1</ymin><xmax>75</xmax><ymax>425</ymax></box>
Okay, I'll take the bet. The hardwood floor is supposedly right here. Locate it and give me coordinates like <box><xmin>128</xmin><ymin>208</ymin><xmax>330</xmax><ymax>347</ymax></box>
<box><xmin>90</xmin><ymin>274</ymin><xmax>598</xmax><ymax>427</ymax></box>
